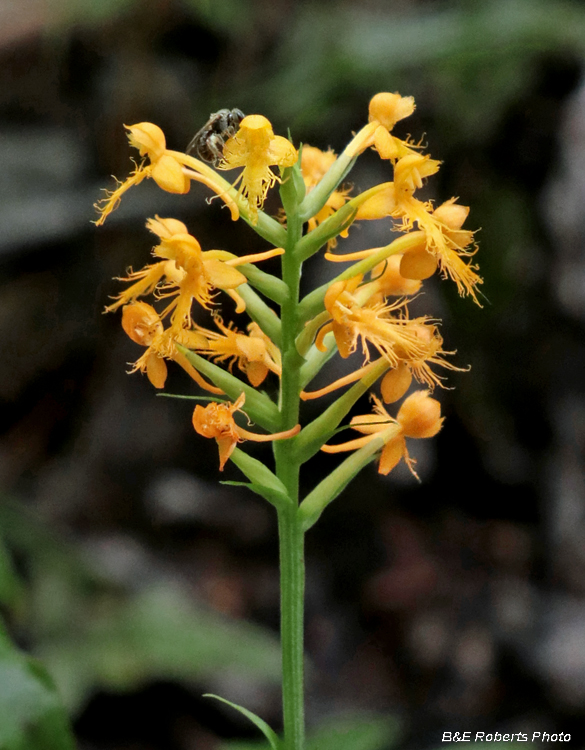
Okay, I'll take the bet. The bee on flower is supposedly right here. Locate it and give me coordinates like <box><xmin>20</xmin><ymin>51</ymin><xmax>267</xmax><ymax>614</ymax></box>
<box><xmin>221</xmin><ymin>115</ymin><xmax>298</xmax><ymax>222</ymax></box>
<box><xmin>97</xmin><ymin>93</ymin><xmax>480</xmax><ymax>521</ymax></box>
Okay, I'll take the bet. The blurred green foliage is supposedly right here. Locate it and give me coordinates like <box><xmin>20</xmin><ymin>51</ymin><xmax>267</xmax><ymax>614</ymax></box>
<box><xmin>0</xmin><ymin>500</ymin><xmax>281</xmax><ymax>736</ymax></box>
<box><xmin>0</xmin><ymin>623</ymin><xmax>75</xmax><ymax>750</ymax></box>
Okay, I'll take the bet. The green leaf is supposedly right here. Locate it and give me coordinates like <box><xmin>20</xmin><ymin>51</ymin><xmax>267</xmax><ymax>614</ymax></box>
<box><xmin>295</xmin><ymin>310</ymin><xmax>331</xmax><ymax>360</ymax></box>
<box><xmin>220</xmin><ymin>479</ymin><xmax>289</xmax><ymax>509</ymax></box>
<box><xmin>242</xmin><ymin>210</ymin><xmax>288</xmax><ymax>250</ymax></box>
<box><xmin>0</xmin><ymin>502</ymin><xmax>284</xmax><ymax>714</ymax></box>
<box><xmin>228</xmin><ymin>448</ymin><xmax>291</xmax><ymax>509</ymax></box>
<box><xmin>291</xmin><ymin>155</ymin><xmax>307</xmax><ymax>204</ymax></box>
<box><xmin>298</xmin><ymin>427</ymin><xmax>399</xmax><ymax>531</ymax></box>
<box><xmin>177</xmin><ymin>347</ymin><xmax>281</xmax><ymax>432</ymax></box>
<box><xmin>295</xmin><ymin>203</ymin><xmax>358</xmax><ymax>262</ymax></box>
<box><xmin>0</xmin><ymin>621</ymin><xmax>76</xmax><ymax>750</ymax></box>
<box><xmin>298</xmin><ymin>339</ymin><xmax>338</xmax><ymax>388</ymax></box>
<box><xmin>238</xmin><ymin>265</ymin><xmax>289</xmax><ymax>305</ymax></box>
<box><xmin>235</xmin><ymin>284</ymin><xmax>282</xmax><ymax>347</ymax></box>
<box><xmin>298</xmin><ymin>151</ymin><xmax>357</xmax><ymax>224</ymax></box>
<box><xmin>294</xmin><ymin>359</ymin><xmax>389</xmax><ymax>464</ymax></box>
<box><xmin>204</xmin><ymin>694</ymin><xmax>280</xmax><ymax>750</ymax></box>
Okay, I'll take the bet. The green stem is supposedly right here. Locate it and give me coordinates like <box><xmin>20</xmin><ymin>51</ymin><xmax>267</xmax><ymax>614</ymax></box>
<box><xmin>277</xmin><ymin>503</ymin><xmax>305</xmax><ymax>750</ymax></box>
<box><xmin>273</xmin><ymin>192</ymin><xmax>305</xmax><ymax>750</ymax></box>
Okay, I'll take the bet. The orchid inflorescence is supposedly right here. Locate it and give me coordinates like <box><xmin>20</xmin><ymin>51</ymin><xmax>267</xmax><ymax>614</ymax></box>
<box><xmin>96</xmin><ymin>92</ymin><xmax>480</xmax><ymax>749</ymax></box>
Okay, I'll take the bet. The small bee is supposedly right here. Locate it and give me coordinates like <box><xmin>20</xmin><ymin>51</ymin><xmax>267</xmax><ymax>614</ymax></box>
<box><xmin>186</xmin><ymin>108</ymin><xmax>245</xmax><ymax>166</ymax></box>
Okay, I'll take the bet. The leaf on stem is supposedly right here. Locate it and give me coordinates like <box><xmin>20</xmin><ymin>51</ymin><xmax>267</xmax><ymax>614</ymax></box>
<box><xmin>298</xmin><ymin>152</ymin><xmax>357</xmax><ymax>223</ymax></box>
<box><xmin>234</xmin><ymin>285</ymin><xmax>283</xmax><ymax>347</ymax></box>
<box><xmin>293</xmin><ymin>359</ymin><xmax>389</xmax><ymax>464</ymax></box>
<box><xmin>295</xmin><ymin>203</ymin><xmax>358</xmax><ymax>262</ymax></box>
<box><xmin>204</xmin><ymin>694</ymin><xmax>281</xmax><ymax>750</ymax></box>
<box><xmin>178</xmin><ymin>347</ymin><xmax>281</xmax><ymax>432</ymax></box>
<box><xmin>237</xmin><ymin>265</ymin><xmax>289</xmax><ymax>305</ymax></box>
<box><xmin>225</xmin><ymin>448</ymin><xmax>292</xmax><ymax>509</ymax></box>
<box><xmin>298</xmin><ymin>428</ymin><xmax>395</xmax><ymax>531</ymax></box>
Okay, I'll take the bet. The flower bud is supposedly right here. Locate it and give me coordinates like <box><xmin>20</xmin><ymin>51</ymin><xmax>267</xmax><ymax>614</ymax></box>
<box><xmin>400</xmin><ymin>248</ymin><xmax>438</xmax><ymax>280</ymax></box>
<box><xmin>126</xmin><ymin>123</ymin><xmax>166</xmax><ymax>161</ymax></box>
<box><xmin>147</xmin><ymin>216</ymin><xmax>189</xmax><ymax>239</ymax></box>
<box><xmin>356</xmin><ymin>185</ymin><xmax>396</xmax><ymax>220</ymax></box>
<box><xmin>145</xmin><ymin>351</ymin><xmax>167</xmax><ymax>389</ymax></box>
<box><xmin>151</xmin><ymin>155</ymin><xmax>190</xmax><ymax>194</ymax></box>
<box><xmin>433</xmin><ymin>199</ymin><xmax>469</xmax><ymax>230</ymax></box>
<box><xmin>397</xmin><ymin>391</ymin><xmax>443</xmax><ymax>439</ymax></box>
<box><xmin>368</xmin><ymin>93</ymin><xmax>415</xmax><ymax>131</ymax></box>
<box><xmin>381</xmin><ymin>363</ymin><xmax>412</xmax><ymax>403</ymax></box>
<box><xmin>122</xmin><ymin>302</ymin><xmax>163</xmax><ymax>346</ymax></box>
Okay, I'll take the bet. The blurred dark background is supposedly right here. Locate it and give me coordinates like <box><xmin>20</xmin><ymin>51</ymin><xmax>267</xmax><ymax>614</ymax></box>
<box><xmin>1</xmin><ymin>0</ymin><xmax>585</xmax><ymax>748</ymax></box>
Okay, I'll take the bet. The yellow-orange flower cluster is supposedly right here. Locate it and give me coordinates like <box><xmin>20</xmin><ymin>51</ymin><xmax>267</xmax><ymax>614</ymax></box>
<box><xmin>313</xmin><ymin>275</ymin><xmax>457</xmax><ymax>389</ymax></box>
<box><xmin>325</xmin><ymin>92</ymin><xmax>481</xmax><ymax>303</ymax></box>
<box><xmin>111</xmin><ymin>216</ymin><xmax>283</xmax><ymax>390</ymax></box>
<box><xmin>97</xmin><ymin>93</ymin><xmax>478</xmax><ymax>480</ymax></box>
